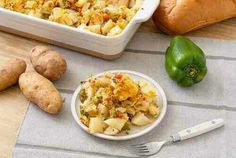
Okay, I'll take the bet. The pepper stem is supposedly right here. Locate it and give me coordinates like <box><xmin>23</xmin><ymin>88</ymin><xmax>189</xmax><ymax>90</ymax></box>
<box><xmin>184</xmin><ymin>64</ymin><xmax>199</xmax><ymax>79</ymax></box>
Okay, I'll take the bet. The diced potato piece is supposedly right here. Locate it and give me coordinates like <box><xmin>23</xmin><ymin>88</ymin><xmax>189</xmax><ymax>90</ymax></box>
<box><xmin>104</xmin><ymin>118</ymin><xmax>127</xmax><ymax>130</ymax></box>
<box><xmin>62</xmin><ymin>13</ymin><xmax>78</xmax><ymax>26</ymax></box>
<box><xmin>139</xmin><ymin>80</ymin><xmax>157</xmax><ymax>97</ymax></box>
<box><xmin>93</xmin><ymin>0</ymin><xmax>105</xmax><ymax>9</ymax></box>
<box><xmin>77</xmin><ymin>23</ymin><xmax>87</xmax><ymax>30</ymax></box>
<box><xmin>68</xmin><ymin>12</ymin><xmax>78</xmax><ymax>24</ymax></box>
<box><xmin>148</xmin><ymin>104</ymin><xmax>160</xmax><ymax>117</ymax></box>
<box><xmin>125</xmin><ymin>9</ymin><xmax>135</xmax><ymax>21</ymax></box>
<box><xmin>134</xmin><ymin>101</ymin><xmax>149</xmax><ymax>112</ymax></box>
<box><xmin>89</xmin><ymin>117</ymin><xmax>105</xmax><ymax>133</ymax></box>
<box><xmin>126</xmin><ymin>106</ymin><xmax>135</xmax><ymax>115</ymax></box>
<box><xmin>116</xmin><ymin>19</ymin><xmax>128</xmax><ymax>29</ymax></box>
<box><xmin>81</xmin><ymin>2</ymin><xmax>90</xmax><ymax>13</ymax></box>
<box><xmin>104</xmin><ymin>126</ymin><xmax>119</xmax><ymax>135</ymax></box>
<box><xmin>28</xmin><ymin>9</ymin><xmax>42</xmax><ymax>18</ymax></box>
<box><xmin>81</xmin><ymin>83</ymin><xmax>94</xmax><ymax>104</ymax></box>
<box><xmin>49</xmin><ymin>7</ymin><xmax>64</xmax><ymax>20</ymax></box>
<box><xmin>98</xmin><ymin>104</ymin><xmax>109</xmax><ymax>117</ymax></box>
<box><xmin>131</xmin><ymin>112</ymin><xmax>152</xmax><ymax>126</ymax></box>
<box><xmin>24</xmin><ymin>1</ymin><xmax>37</xmax><ymax>9</ymax></box>
<box><xmin>107</xmin><ymin>25</ymin><xmax>122</xmax><ymax>36</ymax></box>
<box><xmin>101</xmin><ymin>19</ymin><xmax>115</xmax><ymax>34</ymax></box>
<box><xmin>95</xmin><ymin>88</ymin><xmax>107</xmax><ymax>99</ymax></box>
<box><xmin>41</xmin><ymin>0</ymin><xmax>54</xmax><ymax>14</ymax></box>
<box><xmin>104</xmin><ymin>72</ymin><xmax>114</xmax><ymax>78</ymax></box>
<box><xmin>95</xmin><ymin>77</ymin><xmax>111</xmax><ymax>87</ymax></box>
<box><xmin>87</xmin><ymin>25</ymin><xmax>101</xmax><ymax>34</ymax></box>
<box><xmin>81</xmin><ymin>9</ymin><xmax>91</xmax><ymax>24</ymax></box>
<box><xmin>84</xmin><ymin>104</ymin><xmax>97</xmax><ymax>116</ymax></box>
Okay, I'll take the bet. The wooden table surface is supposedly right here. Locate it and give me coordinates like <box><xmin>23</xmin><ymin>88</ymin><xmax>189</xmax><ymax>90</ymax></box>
<box><xmin>0</xmin><ymin>17</ymin><xmax>236</xmax><ymax>158</ymax></box>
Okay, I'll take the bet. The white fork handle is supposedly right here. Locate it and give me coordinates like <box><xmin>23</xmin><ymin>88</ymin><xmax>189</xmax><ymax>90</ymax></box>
<box><xmin>176</xmin><ymin>118</ymin><xmax>224</xmax><ymax>141</ymax></box>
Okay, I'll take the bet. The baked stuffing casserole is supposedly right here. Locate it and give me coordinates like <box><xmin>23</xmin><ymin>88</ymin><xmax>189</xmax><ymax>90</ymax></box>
<box><xmin>0</xmin><ymin>0</ymin><xmax>143</xmax><ymax>36</ymax></box>
<box><xmin>79</xmin><ymin>72</ymin><xmax>161</xmax><ymax>135</ymax></box>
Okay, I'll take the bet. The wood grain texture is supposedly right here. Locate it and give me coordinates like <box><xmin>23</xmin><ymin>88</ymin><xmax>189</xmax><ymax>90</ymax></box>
<box><xmin>0</xmin><ymin>17</ymin><xmax>236</xmax><ymax>158</ymax></box>
<box><xmin>0</xmin><ymin>33</ymin><xmax>39</xmax><ymax>158</ymax></box>
<box><xmin>0</xmin><ymin>87</ymin><xmax>28</xmax><ymax>158</ymax></box>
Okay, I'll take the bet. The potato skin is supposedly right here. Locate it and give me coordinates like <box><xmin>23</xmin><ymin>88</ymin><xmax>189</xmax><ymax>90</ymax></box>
<box><xmin>0</xmin><ymin>58</ymin><xmax>26</xmax><ymax>91</ymax></box>
<box><xmin>30</xmin><ymin>46</ymin><xmax>67</xmax><ymax>81</ymax></box>
<box><xmin>19</xmin><ymin>72</ymin><xmax>63</xmax><ymax>114</ymax></box>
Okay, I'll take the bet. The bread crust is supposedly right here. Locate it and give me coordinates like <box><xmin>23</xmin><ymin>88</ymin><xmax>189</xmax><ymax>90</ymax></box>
<box><xmin>152</xmin><ymin>0</ymin><xmax>236</xmax><ymax>34</ymax></box>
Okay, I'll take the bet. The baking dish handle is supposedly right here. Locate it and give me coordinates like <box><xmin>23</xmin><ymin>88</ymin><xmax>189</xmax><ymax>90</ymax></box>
<box><xmin>133</xmin><ymin>0</ymin><xmax>160</xmax><ymax>23</ymax></box>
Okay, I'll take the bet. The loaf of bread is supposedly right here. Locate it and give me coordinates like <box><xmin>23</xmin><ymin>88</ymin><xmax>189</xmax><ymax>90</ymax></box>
<box><xmin>152</xmin><ymin>0</ymin><xmax>236</xmax><ymax>34</ymax></box>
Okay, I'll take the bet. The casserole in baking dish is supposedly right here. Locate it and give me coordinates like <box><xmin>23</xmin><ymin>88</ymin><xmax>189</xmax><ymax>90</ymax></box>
<box><xmin>0</xmin><ymin>0</ymin><xmax>160</xmax><ymax>59</ymax></box>
<box><xmin>1</xmin><ymin>0</ymin><xmax>143</xmax><ymax>36</ymax></box>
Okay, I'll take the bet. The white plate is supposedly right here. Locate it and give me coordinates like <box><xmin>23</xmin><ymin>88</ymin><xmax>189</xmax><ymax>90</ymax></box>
<box><xmin>71</xmin><ymin>70</ymin><xmax>167</xmax><ymax>140</ymax></box>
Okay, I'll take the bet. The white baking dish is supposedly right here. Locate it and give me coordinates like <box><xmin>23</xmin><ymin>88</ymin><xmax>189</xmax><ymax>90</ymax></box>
<box><xmin>0</xmin><ymin>0</ymin><xmax>160</xmax><ymax>59</ymax></box>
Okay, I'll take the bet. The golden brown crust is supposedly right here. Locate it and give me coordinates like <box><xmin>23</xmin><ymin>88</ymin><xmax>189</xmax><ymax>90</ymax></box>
<box><xmin>153</xmin><ymin>0</ymin><xmax>236</xmax><ymax>34</ymax></box>
<box><xmin>0</xmin><ymin>58</ymin><xmax>26</xmax><ymax>91</ymax></box>
<box><xmin>19</xmin><ymin>72</ymin><xmax>63</xmax><ymax>114</ymax></box>
<box><xmin>30</xmin><ymin>46</ymin><xmax>67</xmax><ymax>81</ymax></box>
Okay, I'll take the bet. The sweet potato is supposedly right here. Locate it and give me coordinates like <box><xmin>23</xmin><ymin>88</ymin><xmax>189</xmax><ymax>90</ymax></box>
<box><xmin>30</xmin><ymin>46</ymin><xmax>67</xmax><ymax>81</ymax></box>
<box><xmin>19</xmin><ymin>72</ymin><xmax>63</xmax><ymax>114</ymax></box>
<box><xmin>0</xmin><ymin>58</ymin><xmax>26</xmax><ymax>91</ymax></box>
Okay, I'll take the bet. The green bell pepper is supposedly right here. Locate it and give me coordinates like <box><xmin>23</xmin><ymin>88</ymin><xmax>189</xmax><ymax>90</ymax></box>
<box><xmin>165</xmin><ymin>36</ymin><xmax>207</xmax><ymax>87</ymax></box>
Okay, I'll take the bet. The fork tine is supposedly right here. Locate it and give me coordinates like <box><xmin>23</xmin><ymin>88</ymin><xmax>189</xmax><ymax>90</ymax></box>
<box><xmin>132</xmin><ymin>146</ymin><xmax>148</xmax><ymax>152</ymax></box>
<box><xmin>130</xmin><ymin>145</ymin><xmax>147</xmax><ymax>151</ymax></box>
<box><xmin>130</xmin><ymin>143</ymin><xmax>152</xmax><ymax>157</ymax></box>
<box><xmin>131</xmin><ymin>141</ymin><xmax>167</xmax><ymax>156</ymax></box>
<box><xmin>130</xmin><ymin>143</ymin><xmax>145</xmax><ymax>147</ymax></box>
<box><xmin>138</xmin><ymin>148</ymin><xmax>149</xmax><ymax>151</ymax></box>
<box><xmin>131</xmin><ymin>147</ymin><xmax>148</xmax><ymax>152</ymax></box>
<box><xmin>133</xmin><ymin>145</ymin><xmax>147</xmax><ymax>149</ymax></box>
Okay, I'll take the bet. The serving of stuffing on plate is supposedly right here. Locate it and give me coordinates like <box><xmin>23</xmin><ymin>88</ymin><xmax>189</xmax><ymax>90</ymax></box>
<box><xmin>1</xmin><ymin>0</ymin><xmax>142</xmax><ymax>36</ymax></box>
<box><xmin>78</xmin><ymin>72</ymin><xmax>161</xmax><ymax>135</ymax></box>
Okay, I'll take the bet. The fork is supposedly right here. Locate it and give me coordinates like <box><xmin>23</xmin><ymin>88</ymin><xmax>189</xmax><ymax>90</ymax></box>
<box><xmin>131</xmin><ymin>118</ymin><xmax>224</xmax><ymax>156</ymax></box>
